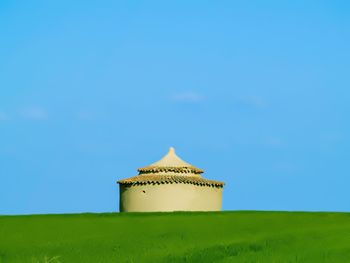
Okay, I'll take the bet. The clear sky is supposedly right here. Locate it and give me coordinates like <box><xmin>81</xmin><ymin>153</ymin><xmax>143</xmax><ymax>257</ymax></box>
<box><xmin>1</xmin><ymin>0</ymin><xmax>349</xmax><ymax>215</ymax></box>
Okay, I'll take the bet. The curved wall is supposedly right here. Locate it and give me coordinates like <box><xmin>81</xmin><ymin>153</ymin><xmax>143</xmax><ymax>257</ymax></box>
<box><xmin>119</xmin><ymin>183</ymin><xmax>223</xmax><ymax>212</ymax></box>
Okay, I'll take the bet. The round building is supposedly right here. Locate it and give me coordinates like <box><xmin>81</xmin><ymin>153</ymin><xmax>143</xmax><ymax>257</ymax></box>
<box><xmin>117</xmin><ymin>147</ymin><xmax>224</xmax><ymax>212</ymax></box>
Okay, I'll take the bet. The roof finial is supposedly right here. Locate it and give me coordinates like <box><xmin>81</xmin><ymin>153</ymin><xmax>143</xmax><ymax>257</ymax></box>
<box><xmin>169</xmin><ymin>147</ymin><xmax>175</xmax><ymax>153</ymax></box>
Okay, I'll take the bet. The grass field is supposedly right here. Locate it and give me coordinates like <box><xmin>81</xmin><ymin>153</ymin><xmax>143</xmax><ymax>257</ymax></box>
<box><xmin>1</xmin><ymin>211</ymin><xmax>350</xmax><ymax>263</ymax></box>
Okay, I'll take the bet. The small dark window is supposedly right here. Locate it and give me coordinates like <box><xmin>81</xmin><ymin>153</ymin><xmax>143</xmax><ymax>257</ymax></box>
<box><xmin>142</xmin><ymin>190</ymin><xmax>146</xmax><ymax>193</ymax></box>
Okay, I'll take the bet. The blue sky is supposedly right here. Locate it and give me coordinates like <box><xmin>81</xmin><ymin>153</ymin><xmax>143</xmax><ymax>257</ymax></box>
<box><xmin>1</xmin><ymin>0</ymin><xmax>349</xmax><ymax>214</ymax></box>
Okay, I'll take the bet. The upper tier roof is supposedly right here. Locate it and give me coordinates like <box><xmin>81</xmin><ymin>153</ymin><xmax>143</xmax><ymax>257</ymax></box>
<box><xmin>137</xmin><ymin>147</ymin><xmax>204</xmax><ymax>174</ymax></box>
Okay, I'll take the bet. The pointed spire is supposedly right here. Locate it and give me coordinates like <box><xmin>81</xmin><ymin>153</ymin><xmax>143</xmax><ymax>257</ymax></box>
<box><xmin>137</xmin><ymin>147</ymin><xmax>203</xmax><ymax>174</ymax></box>
<box><xmin>149</xmin><ymin>147</ymin><xmax>192</xmax><ymax>168</ymax></box>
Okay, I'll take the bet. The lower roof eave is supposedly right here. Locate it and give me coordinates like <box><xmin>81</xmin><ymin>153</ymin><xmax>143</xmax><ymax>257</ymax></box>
<box><xmin>117</xmin><ymin>175</ymin><xmax>224</xmax><ymax>188</ymax></box>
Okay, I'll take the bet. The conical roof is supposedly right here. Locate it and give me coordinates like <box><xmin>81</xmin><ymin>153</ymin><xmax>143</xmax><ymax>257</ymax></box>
<box><xmin>137</xmin><ymin>147</ymin><xmax>204</xmax><ymax>174</ymax></box>
<box><xmin>117</xmin><ymin>147</ymin><xmax>224</xmax><ymax>187</ymax></box>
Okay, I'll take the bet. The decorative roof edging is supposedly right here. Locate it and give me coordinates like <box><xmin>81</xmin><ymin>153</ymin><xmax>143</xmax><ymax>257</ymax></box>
<box><xmin>138</xmin><ymin>166</ymin><xmax>204</xmax><ymax>174</ymax></box>
<box><xmin>117</xmin><ymin>175</ymin><xmax>224</xmax><ymax>188</ymax></box>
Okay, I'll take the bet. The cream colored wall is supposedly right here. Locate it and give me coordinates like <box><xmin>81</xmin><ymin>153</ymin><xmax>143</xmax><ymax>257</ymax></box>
<box><xmin>119</xmin><ymin>183</ymin><xmax>223</xmax><ymax>212</ymax></box>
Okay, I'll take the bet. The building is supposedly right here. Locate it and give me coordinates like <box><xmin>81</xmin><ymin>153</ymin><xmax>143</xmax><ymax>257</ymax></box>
<box><xmin>117</xmin><ymin>147</ymin><xmax>224</xmax><ymax>212</ymax></box>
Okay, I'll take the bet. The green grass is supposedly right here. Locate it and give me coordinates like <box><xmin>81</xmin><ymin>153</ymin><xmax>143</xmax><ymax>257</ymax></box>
<box><xmin>1</xmin><ymin>211</ymin><xmax>350</xmax><ymax>262</ymax></box>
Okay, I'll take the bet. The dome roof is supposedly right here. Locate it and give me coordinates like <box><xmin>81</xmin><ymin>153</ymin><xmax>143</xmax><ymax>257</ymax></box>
<box><xmin>137</xmin><ymin>147</ymin><xmax>204</xmax><ymax>174</ymax></box>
